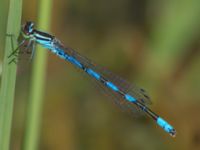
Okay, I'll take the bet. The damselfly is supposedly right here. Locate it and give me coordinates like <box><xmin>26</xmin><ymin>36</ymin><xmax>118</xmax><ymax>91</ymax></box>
<box><xmin>9</xmin><ymin>21</ymin><xmax>176</xmax><ymax>137</ymax></box>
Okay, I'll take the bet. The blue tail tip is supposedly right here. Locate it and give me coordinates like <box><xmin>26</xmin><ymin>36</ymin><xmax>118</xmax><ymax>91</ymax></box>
<box><xmin>157</xmin><ymin>117</ymin><xmax>176</xmax><ymax>137</ymax></box>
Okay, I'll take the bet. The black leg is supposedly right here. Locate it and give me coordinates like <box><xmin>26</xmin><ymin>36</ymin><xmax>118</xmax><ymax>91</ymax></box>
<box><xmin>7</xmin><ymin>39</ymin><xmax>26</xmax><ymax>58</ymax></box>
<box><xmin>8</xmin><ymin>58</ymin><xmax>17</xmax><ymax>64</ymax></box>
<box><xmin>6</xmin><ymin>34</ymin><xmax>16</xmax><ymax>53</ymax></box>
<box><xmin>30</xmin><ymin>41</ymin><xmax>36</xmax><ymax>60</ymax></box>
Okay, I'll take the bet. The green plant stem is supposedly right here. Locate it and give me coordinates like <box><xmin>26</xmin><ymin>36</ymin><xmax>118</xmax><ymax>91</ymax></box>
<box><xmin>0</xmin><ymin>0</ymin><xmax>22</xmax><ymax>150</ymax></box>
<box><xmin>22</xmin><ymin>0</ymin><xmax>53</xmax><ymax>150</ymax></box>
<box><xmin>148</xmin><ymin>0</ymin><xmax>200</xmax><ymax>71</ymax></box>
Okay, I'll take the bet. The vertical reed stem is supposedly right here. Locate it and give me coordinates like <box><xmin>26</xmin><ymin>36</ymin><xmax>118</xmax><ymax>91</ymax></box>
<box><xmin>22</xmin><ymin>0</ymin><xmax>53</xmax><ymax>150</ymax></box>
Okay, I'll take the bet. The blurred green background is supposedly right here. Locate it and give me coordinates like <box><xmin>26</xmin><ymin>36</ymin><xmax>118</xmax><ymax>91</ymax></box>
<box><xmin>1</xmin><ymin>0</ymin><xmax>200</xmax><ymax>150</ymax></box>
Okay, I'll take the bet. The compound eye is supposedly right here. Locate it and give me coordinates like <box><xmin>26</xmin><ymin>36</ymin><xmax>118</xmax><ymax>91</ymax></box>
<box><xmin>23</xmin><ymin>21</ymin><xmax>34</xmax><ymax>34</ymax></box>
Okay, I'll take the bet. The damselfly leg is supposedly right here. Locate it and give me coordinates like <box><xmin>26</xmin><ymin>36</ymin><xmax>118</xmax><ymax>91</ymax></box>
<box><xmin>7</xmin><ymin>36</ymin><xmax>35</xmax><ymax>64</ymax></box>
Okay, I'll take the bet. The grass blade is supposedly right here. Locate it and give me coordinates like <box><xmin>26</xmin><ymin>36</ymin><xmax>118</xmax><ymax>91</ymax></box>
<box><xmin>0</xmin><ymin>0</ymin><xmax>22</xmax><ymax>150</ymax></box>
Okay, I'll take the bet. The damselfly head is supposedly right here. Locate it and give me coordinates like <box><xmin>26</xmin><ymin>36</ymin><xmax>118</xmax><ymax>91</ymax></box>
<box><xmin>22</xmin><ymin>21</ymin><xmax>35</xmax><ymax>37</ymax></box>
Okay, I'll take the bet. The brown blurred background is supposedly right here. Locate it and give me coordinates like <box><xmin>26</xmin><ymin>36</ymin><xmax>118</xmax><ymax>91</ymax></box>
<box><xmin>1</xmin><ymin>0</ymin><xmax>200</xmax><ymax>150</ymax></box>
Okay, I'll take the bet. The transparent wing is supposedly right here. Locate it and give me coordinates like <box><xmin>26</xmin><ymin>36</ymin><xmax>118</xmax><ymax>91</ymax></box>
<box><xmin>55</xmin><ymin>40</ymin><xmax>152</xmax><ymax>116</ymax></box>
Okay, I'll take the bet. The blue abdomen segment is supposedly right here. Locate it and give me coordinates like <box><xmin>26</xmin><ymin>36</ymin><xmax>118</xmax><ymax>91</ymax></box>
<box><xmin>157</xmin><ymin>117</ymin><xmax>176</xmax><ymax>137</ymax></box>
<box><xmin>106</xmin><ymin>82</ymin><xmax>119</xmax><ymax>92</ymax></box>
<box><xmin>68</xmin><ymin>56</ymin><xmax>83</xmax><ymax>69</ymax></box>
<box><xmin>86</xmin><ymin>68</ymin><xmax>101</xmax><ymax>80</ymax></box>
<box><xmin>125</xmin><ymin>94</ymin><xmax>136</xmax><ymax>102</ymax></box>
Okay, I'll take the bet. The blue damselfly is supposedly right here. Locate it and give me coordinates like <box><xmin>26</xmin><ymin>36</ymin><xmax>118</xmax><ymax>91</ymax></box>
<box><xmin>9</xmin><ymin>21</ymin><xmax>176</xmax><ymax>137</ymax></box>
